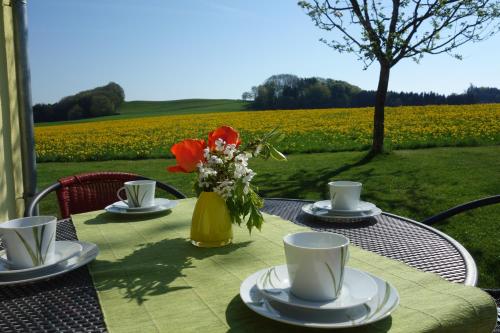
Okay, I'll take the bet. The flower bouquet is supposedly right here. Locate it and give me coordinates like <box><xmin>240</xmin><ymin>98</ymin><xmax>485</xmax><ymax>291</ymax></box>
<box><xmin>168</xmin><ymin>126</ymin><xmax>285</xmax><ymax>247</ymax></box>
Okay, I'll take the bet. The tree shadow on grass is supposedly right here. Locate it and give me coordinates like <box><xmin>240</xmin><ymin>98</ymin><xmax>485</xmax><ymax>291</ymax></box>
<box><xmin>258</xmin><ymin>151</ymin><xmax>376</xmax><ymax>199</ymax></box>
<box><xmin>91</xmin><ymin>238</ymin><xmax>251</xmax><ymax>304</ymax></box>
<box><xmin>258</xmin><ymin>150</ymin><xmax>441</xmax><ymax>220</ymax></box>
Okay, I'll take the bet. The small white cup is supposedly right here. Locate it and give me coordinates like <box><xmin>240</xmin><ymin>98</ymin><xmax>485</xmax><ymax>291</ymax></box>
<box><xmin>117</xmin><ymin>180</ymin><xmax>156</xmax><ymax>208</ymax></box>
<box><xmin>283</xmin><ymin>231</ymin><xmax>349</xmax><ymax>301</ymax></box>
<box><xmin>0</xmin><ymin>216</ymin><xmax>57</xmax><ymax>269</ymax></box>
<box><xmin>329</xmin><ymin>181</ymin><xmax>362</xmax><ymax>210</ymax></box>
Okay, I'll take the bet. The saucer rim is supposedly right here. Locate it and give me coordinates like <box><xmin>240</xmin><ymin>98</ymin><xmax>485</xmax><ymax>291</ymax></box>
<box><xmin>256</xmin><ymin>265</ymin><xmax>378</xmax><ymax>310</ymax></box>
<box><xmin>105</xmin><ymin>199</ymin><xmax>177</xmax><ymax>215</ymax></box>
<box><xmin>0</xmin><ymin>240</ymin><xmax>83</xmax><ymax>275</ymax></box>
<box><xmin>0</xmin><ymin>241</ymin><xmax>98</xmax><ymax>285</ymax></box>
<box><xmin>240</xmin><ymin>268</ymin><xmax>400</xmax><ymax>329</ymax></box>
<box><xmin>302</xmin><ymin>204</ymin><xmax>382</xmax><ymax>222</ymax></box>
<box><xmin>313</xmin><ymin>200</ymin><xmax>376</xmax><ymax>213</ymax></box>
<box><xmin>111</xmin><ymin>198</ymin><xmax>172</xmax><ymax>211</ymax></box>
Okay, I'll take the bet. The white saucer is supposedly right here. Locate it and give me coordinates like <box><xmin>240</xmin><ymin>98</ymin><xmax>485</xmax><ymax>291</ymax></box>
<box><xmin>0</xmin><ymin>241</ymin><xmax>83</xmax><ymax>275</ymax></box>
<box><xmin>256</xmin><ymin>265</ymin><xmax>377</xmax><ymax>310</ymax></box>
<box><xmin>105</xmin><ymin>198</ymin><xmax>177</xmax><ymax>215</ymax></box>
<box><xmin>0</xmin><ymin>241</ymin><xmax>99</xmax><ymax>286</ymax></box>
<box><xmin>113</xmin><ymin>201</ymin><xmax>158</xmax><ymax>212</ymax></box>
<box><xmin>313</xmin><ymin>200</ymin><xmax>376</xmax><ymax>214</ymax></box>
<box><xmin>302</xmin><ymin>203</ymin><xmax>382</xmax><ymax>223</ymax></box>
<box><xmin>241</xmin><ymin>268</ymin><xmax>399</xmax><ymax>329</ymax></box>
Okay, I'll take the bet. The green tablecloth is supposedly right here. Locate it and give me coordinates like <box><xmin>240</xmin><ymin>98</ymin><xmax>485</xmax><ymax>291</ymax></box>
<box><xmin>72</xmin><ymin>198</ymin><xmax>497</xmax><ymax>332</ymax></box>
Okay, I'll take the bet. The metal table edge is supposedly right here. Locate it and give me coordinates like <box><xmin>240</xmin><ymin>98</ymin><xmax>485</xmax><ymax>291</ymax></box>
<box><xmin>263</xmin><ymin>198</ymin><xmax>478</xmax><ymax>287</ymax></box>
<box><xmin>382</xmin><ymin>212</ymin><xmax>478</xmax><ymax>287</ymax></box>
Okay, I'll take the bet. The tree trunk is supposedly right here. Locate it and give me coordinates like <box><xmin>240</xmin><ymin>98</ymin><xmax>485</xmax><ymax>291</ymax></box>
<box><xmin>371</xmin><ymin>63</ymin><xmax>391</xmax><ymax>155</ymax></box>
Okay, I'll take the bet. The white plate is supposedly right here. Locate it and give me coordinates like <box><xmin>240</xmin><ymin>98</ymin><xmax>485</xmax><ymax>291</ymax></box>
<box><xmin>240</xmin><ymin>268</ymin><xmax>399</xmax><ymax>329</ymax></box>
<box><xmin>0</xmin><ymin>241</ymin><xmax>99</xmax><ymax>286</ymax></box>
<box><xmin>313</xmin><ymin>200</ymin><xmax>376</xmax><ymax>214</ymax></box>
<box><xmin>256</xmin><ymin>265</ymin><xmax>377</xmax><ymax>310</ymax></box>
<box><xmin>105</xmin><ymin>198</ymin><xmax>177</xmax><ymax>215</ymax></box>
<box><xmin>302</xmin><ymin>204</ymin><xmax>382</xmax><ymax>223</ymax></box>
<box><xmin>0</xmin><ymin>241</ymin><xmax>82</xmax><ymax>275</ymax></box>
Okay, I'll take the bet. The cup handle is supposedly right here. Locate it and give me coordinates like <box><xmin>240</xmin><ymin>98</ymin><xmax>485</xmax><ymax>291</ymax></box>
<box><xmin>117</xmin><ymin>187</ymin><xmax>127</xmax><ymax>204</ymax></box>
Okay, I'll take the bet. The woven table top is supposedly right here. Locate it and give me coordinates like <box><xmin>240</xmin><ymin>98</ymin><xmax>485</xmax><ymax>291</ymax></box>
<box><xmin>0</xmin><ymin>199</ymin><xmax>493</xmax><ymax>332</ymax></box>
<box><xmin>262</xmin><ymin>199</ymin><xmax>475</xmax><ymax>285</ymax></box>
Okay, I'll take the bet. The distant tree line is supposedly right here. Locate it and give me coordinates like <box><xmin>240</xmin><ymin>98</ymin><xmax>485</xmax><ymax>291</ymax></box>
<box><xmin>242</xmin><ymin>74</ymin><xmax>500</xmax><ymax>110</ymax></box>
<box><xmin>33</xmin><ymin>82</ymin><xmax>125</xmax><ymax>122</ymax></box>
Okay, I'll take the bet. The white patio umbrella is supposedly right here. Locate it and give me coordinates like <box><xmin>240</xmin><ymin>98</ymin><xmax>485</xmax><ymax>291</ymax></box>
<box><xmin>0</xmin><ymin>0</ymin><xmax>37</xmax><ymax>220</ymax></box>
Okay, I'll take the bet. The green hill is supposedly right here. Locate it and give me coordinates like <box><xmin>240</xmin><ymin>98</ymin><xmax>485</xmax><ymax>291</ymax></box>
<box><xmin>118</xmin><ymin>99</ymin><xmax>248</xmax><ymax>117</ymax></box>
<box><xmin>36</xmin><ymin>99</ymin><xmax>249</xmax><ymax>126</ymax></box>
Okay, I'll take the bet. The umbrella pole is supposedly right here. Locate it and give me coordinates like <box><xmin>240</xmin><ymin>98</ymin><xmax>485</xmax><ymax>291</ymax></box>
<box><xmin>12</xmin><ymin>0</ymin><xmax>37</xmax><ymax>216</ymax></box>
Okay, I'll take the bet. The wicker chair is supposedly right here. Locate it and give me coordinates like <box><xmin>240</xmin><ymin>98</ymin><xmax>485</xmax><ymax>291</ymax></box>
<box><xmin>26</xmin><ymin>172</ymin><xmax>186</xmax><ymax>218</ymax></box>
<box><xmin>421</xmin><ymin>194</ymin><xmax>500</xmax><ymax>330</ymax></box>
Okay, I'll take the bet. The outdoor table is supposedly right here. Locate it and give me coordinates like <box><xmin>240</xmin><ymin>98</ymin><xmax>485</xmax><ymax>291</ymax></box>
<box><xmin>0</xmin><ymin>198</ymin><xmax>496</xmax><ymax>332</ymax></box>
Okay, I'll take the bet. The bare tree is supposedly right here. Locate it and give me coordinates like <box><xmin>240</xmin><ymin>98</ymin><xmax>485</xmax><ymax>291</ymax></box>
<box><xmin>299</xmin><ymin>0</ymin><xmax>500</xmax><ymax>154</ymax></box>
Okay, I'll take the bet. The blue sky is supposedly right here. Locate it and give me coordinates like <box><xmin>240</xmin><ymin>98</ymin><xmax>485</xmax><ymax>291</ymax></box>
<box><xmin>28</xmin><ymin>0</ymin><xmax>500</xmax><ymax>104</ymax></box>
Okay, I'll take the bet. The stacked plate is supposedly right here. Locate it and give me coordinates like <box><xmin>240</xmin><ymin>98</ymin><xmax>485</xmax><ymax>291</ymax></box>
<box><xmin>105</xmin><ymin>198</ymin><xmax>177</xmax><ymax>215</ymax></box>
<box><xmin>302</xmin><ymin>200</ymin><xmax>382</xmax><ymax>223</ymax></box>
<box><xmin>0</xmin><ymin>240</ymin><xmax>99</xmax><ymax>286</ymax></box>
<box><xmin>240</xmin><ymin>264</ymin><xmax>399</xmax><ymax>328</ymax></box>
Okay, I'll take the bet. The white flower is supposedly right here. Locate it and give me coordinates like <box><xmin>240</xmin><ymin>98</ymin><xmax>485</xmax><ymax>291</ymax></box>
<box><xmin>223</xmin><ymin>144</ymin><xmax>237</xmax><ymax>160</ymax></box>
<box><xmin>209</xmin><ymin>155</ymin><xmax>223</xmax><ymax>165</ymax></box>
<box><xmin>203</xmin><ymin>147</ymin><xmax>210</xmax><ymax>159</ymax></box>
<box><xmin>235</xmin><ymin>153</ymin><xmax>248</xmax><ymax>166</ymax></box>
<box><xmin>243</xmin><ymin>170</ymin><xmax>256</xmax><ymax>183</ymax></box>
<box><xmin>215</xmin><ymin>138</ymin><xmax>226</xmax><ymax>152</ymax></box>
<box><xmin>214</xmin><ymin>180</ymin><xmax>235</xmax><ymax>199</ymax></box>
<box><xmin>195</xmin><ymin>141</ymin><xmax>257</xmax><ymax>195</ymax></box>
<box><xmin>233</xmin><ymin>164</ymin><xmax>246</xmax><ymax>179</ymax></box>
<box><xmin>198</xmin><ymin>165</ymin><xmax>217</xmax><ymax>179</ymax></box>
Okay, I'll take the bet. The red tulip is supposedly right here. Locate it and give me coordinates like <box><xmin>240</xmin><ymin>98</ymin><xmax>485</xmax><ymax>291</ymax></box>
<box><xmin>208</xmin><ymin>126</ymin><xmax>241</xmax><ymax>150</ymax></box>
<box><xmin>167</xmin><ymin>139</ymin><xmax>206</xmax><ymax>173</ymax></box>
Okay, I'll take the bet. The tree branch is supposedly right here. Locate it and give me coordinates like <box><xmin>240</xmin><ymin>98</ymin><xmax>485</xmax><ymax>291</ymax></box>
<box><xmin>386</xmin><ymin>0</ymin><xmax>401</xmax><ymax>57</ymax></box>
<box><xmin>298</xmin><ymin>0</ymin><xmax>500</xmax><ymax>68</ymax></box>
<box><xmin>349</xmin><ymin>0</ymin><xmax>386</xmax><ymax>61</ymax></box>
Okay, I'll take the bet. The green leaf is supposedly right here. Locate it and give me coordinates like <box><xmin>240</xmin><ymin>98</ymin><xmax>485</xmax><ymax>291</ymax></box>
<box><xmin>269</xmin><ymin>146</ymin><xmax>287</xmax><ymax>161</ymax></box>
<box><xmin>271</xmin><ymin>133</ymin><xmax>286</xmax><ymax>144</ymax></box>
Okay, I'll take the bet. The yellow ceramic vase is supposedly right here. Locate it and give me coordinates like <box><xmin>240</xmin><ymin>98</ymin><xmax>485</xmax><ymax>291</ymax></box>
<box><xmin>190</xmin><ymin>192</ymin><xmax>233</xmax><ymax>247</ymax></box>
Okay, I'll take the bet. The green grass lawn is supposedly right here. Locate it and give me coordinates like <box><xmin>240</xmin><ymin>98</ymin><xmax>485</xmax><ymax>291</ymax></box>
<box><xmin>36</xmin><ymin>146</ymin><xmax>500</xmax><ymax>288</ymax></box>
<box><xmin>35</xmin><ymin>99</ymin><xmax>248</xmax><ymax>126</ymax></box>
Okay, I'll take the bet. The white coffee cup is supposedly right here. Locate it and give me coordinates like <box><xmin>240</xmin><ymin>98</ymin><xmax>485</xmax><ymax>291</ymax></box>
<box><xmin>117</xmin><ymin>180</ymin><xmax>156</xmax><ymax>208</ymax></box>
<box><xmin>283</xmin><ymin>231</ymin><xmax>349</xmax><ymax>301</ymax></box>
<box><xmin>0</xmin><ymin>216</ymin><xmax>57</xmax><ymax>269</ymax></box>
<box><xmin>329</xmin><ymin>181</ymin><xmax>362</xmax><ymax>210</ymax></box>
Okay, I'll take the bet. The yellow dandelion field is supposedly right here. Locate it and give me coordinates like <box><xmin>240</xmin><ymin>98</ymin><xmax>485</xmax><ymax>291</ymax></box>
<box><xmin>35</xmin><ymin>104</ymin><xmax>500</xmax><ymax>162</ymax></box>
